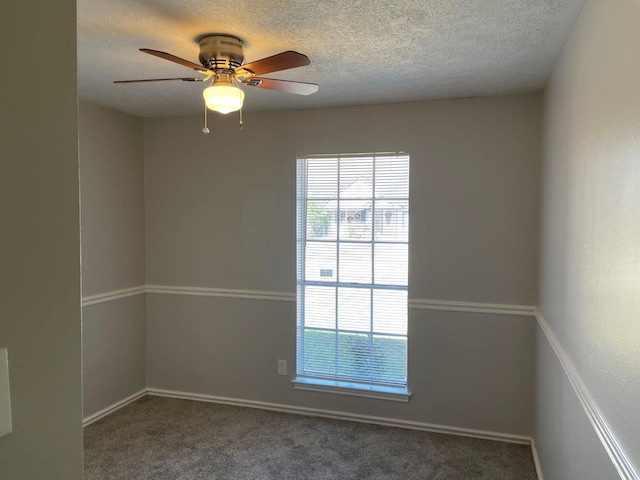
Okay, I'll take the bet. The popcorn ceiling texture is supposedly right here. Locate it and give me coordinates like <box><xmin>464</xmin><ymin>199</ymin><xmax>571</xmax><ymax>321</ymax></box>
<box><xmin>78</xmin><ymin>0</ymin><xmax>584</xmax><ymax>117</ymax></box>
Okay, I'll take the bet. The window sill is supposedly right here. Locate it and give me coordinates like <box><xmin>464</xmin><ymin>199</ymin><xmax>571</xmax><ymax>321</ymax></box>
<box><xmin>292</xmin><ymin>377</ymin><xmax>411</xmax><ymax>402</ymax></box>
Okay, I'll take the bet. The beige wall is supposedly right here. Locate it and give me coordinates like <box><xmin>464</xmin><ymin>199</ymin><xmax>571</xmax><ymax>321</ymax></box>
<box><xmin>0</xmin><ymin>0</ymin><xmax>83</xmax><ymax>477</ymax></box>
<box><xmin>79</xmin><ymin>102</ymin><xmax>147</xmax><ymax>417</ymax></box>
<box><xmin>536</xmin><ymin>0</ymin><xmax>640</xmax><ymax>477</ymax></box>
<box><xmin>143</xmin><ymin>94</ymin><xmax>541</xmax><ymax>435</ymax></box>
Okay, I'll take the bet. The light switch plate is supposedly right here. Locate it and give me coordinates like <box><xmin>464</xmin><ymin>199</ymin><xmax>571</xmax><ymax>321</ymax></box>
<box><xmin>0</xmin><ymin>348</ymin><xmax>12</xmax><ymax>437</ymax></box>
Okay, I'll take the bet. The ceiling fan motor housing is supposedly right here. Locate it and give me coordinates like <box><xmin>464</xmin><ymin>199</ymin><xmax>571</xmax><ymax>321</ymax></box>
<box><xmin>198</xmin><ymin>35</ymin><xmax>245</xmax><ymax>71</ymax></box>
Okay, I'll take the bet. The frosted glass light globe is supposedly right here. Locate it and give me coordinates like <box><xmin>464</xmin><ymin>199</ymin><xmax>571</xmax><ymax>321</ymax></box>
<box><xmin>203</xmin><ymin>85</ymin><xmax>245</xmax><ymax>114</ymax></box>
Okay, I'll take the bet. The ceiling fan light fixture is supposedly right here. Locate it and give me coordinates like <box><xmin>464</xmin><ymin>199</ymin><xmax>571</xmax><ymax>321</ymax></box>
<box><xmin>117</xmin><ymin>36</ymin><xmax>317</xmax><ymax>127</ymax></box>
<box><xmin>203</xmin><ymin>84</ymin><xmax>245</xmax><ymax>114</ymax></box>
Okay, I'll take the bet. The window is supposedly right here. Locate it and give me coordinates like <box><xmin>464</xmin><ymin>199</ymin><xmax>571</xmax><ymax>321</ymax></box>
<box><xmin>295</xmin><ymin>153</ymin><xmax>410</xmax><ymax>401</ymax></box>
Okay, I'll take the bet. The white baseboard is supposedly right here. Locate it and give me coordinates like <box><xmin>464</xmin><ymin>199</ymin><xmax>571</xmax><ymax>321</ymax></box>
<box><xmin>84</xmin><ymin>387</ymin><xmax>542</xmax><ymax>477</ymax></box>
<box><xmin>82</xmin><ymin>386</ymin><xmax>536</xmax><ymax>447</ymax></box>
<box><xmin>82</xmin><ymin>389</ymin><xmax>147</xmax><ymax>427</ymax></box>
<box><xmin>146</xmin><ymin>387</ymin><xmax>532</xmax><ymax>445</ymax></box>
<box><xmin>531</xmin><ymin>439</ymin><xmax>544</xmax><ymax>480</ymax></box>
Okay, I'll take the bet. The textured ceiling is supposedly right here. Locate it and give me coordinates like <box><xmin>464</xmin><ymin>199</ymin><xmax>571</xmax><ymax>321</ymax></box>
<box><xmin>78</xmin><ymin>0</ymin><xmax>584</xmax><ymax>117</ymax></box>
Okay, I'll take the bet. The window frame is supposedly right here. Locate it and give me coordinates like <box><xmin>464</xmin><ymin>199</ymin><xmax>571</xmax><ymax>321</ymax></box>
<box><xmin>293</xmin><ymin>152</ymin><xmax>411</xmax><ymax>402</ymax></box>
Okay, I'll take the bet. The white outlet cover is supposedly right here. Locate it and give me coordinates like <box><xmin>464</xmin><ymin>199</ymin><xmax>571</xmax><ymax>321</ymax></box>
<box><xmin>0</xmin><ymin>348</ymin><xmax>12</xmax><ymax>437</ymax></box>
<box><xmin>277</xmin><ymin>359</ymin><xmax>288</xmax><ymax>376</ymax></box>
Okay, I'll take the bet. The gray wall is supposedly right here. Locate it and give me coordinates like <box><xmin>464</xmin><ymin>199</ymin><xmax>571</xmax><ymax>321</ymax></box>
<box><xmin>144</xmin><ymin>94</ymin><xmax>541</xmax><ymax>436</ymax></box>
<box><xmin>79</xmin><ymin>102</ymin><xmax>147</xmax><ymax>417</ymax></box>
<box><xmin>145</xmin><ymin>95</ymin><xmax>541</xmax><ymax>304</ymax></box>
<box><xmin>536</xmin><ymin>0</ymin><xmax>640</xmax><ymax>477</ymax></box>
<box><xmin>0</xmin><ymin>0</ymin><xmax>83</xmax><ymax>478</ymax></box>
<box><xmin>80</xmin><ymin>102</ymin><xmax>146</xmax><ymax>296</ymax></box>
<box><xmin>535</xmin><ymin>334</ymin><xmax>620</xmax><ymax>480</ymax></box>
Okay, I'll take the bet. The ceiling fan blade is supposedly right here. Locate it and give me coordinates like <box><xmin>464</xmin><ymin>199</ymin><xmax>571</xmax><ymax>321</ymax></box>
<box><xmin>114</xmin><ymin>77</ymin><xmax>204</xmax><ymax>83</ymax></box>
<box><xmin>140</xmin><ymin>48</ymin><xmax>212</xmax><ymax>75</ymax></box>
<box><xmin>245</xmin><ymin>77</ymin><xmax>319</xmax><ymax>95</ymax></box>
<box><xmin>240</xmin><ymin>51</ymin><xmax>310</xmax><ymax>76</ymax></box>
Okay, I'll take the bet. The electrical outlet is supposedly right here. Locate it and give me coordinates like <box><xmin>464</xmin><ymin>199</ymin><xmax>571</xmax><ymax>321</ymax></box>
<box><xmin>277</xmin><ymin>359</ymin><xmax>287</xmax><ymax>376</ymax></box>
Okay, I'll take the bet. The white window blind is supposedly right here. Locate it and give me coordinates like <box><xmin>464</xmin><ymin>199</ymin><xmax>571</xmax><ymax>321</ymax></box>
<box><xmin>296</xmin><ymin>153</ymin><xmax>409</xmax><ymax>391</ymax></box>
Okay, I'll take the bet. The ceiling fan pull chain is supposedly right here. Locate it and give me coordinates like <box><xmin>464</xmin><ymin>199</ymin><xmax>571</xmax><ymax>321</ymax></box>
<box><xmin>202</xmin><ymin>101</ymin><xmax>211</xmax><ymax>135</ymax></box>
<box><xmin>239</xmin><ymin>106</ymin><xmax>243</xmax><ymax>130</ymax></box>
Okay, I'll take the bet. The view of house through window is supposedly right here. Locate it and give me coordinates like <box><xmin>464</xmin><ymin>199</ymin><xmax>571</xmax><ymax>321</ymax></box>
<box><xmin>296</xmin><ymin>153</ymin><xmax>410</xmax><ymax>391</ymax></box>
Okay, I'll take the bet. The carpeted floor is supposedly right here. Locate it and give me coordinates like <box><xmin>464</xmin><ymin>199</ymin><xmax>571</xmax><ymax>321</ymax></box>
<box><xmin>84</xmin><ymin>396</ymin><xmax>537</xmax><ymax>480</ymax></box>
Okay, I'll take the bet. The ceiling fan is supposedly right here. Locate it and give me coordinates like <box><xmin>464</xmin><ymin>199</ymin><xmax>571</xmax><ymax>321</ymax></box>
<box><xmin>115</xmin><ymin>34</ymin><xmax>318</xmax><ymax>131</ymax></box>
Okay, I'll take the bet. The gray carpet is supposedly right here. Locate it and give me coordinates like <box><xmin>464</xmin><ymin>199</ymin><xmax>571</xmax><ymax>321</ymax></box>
<box><xmin>84</xmin><ymin>396</ymin><xmax>537</xmax><ymax>480</ymax></box>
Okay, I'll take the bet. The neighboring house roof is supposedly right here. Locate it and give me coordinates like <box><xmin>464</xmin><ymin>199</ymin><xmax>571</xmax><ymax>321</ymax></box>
<box><xmin>322</xmin><ymin>178</ymin><xmax>407</xmax><ymax>211</ymax></box>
